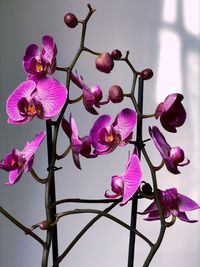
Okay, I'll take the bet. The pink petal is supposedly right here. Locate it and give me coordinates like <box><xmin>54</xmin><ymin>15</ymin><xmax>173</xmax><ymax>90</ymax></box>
<box><xmin>6</xmin><ymin>80</ymin><xmax>36</xmax><ymax>122</ymax></box>
<box><xmin>35</xmin><ymin>77</ymin><xmax>67</xmax><ymax>119</ymax></box>
<box><xmin>113</xmin><ymin>108</ymin><xmax>137</xmax><ymax>140</ymax></box>
<box><xmin>6</xmin><ymin>169</ymin><xmax>22</xmax><ymax>186</ymax></box>
<box><xmin>22</xmin><ymin>131</ymin><xmax>46</xmax><ymax>163</ymax></box>
<box><xmin>178</xmin><ymin>193</ymin><xmax>200</xmax><ymax>212</ymax></box>
<box><xmin>121</xmin><ymin>154</ymin><xmax>142</xmax><ymax>205</ymax></box>
<box><xmin>178</xmin><ymin>212</ymin><xmax>198</xmax><ymax>223</ymax></box>
<box><xmin>90</xmin><ymin>115</ymin><xmax>112</xmax><ymax>152</ymax></box>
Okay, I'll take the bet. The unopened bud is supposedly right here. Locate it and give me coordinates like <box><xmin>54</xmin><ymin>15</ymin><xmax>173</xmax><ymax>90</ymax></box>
<box><xmin>108</xmin><ymin>85</ymin><xmax>124</xmax><ymax>103</ymax></box>
<box><xmin>140</xmin><ymin>68</ymin><xmax>153</xmax><ymax>80</ymax></box>
<box><xmin>111</xmin><ymin>49</ymin><xmax>122</xmax><ymax>60</ymax></box>
<box><xmin>170</xmin><ymin>147</ymin><xmax>185</xmax><ymax>163</ymax></box>
<box><xmin>142</xmin><ymin>183</ymin><xmax>153</xmax><ymax>195</ymax></box>
<box><xmin>64</xmin><ymin>13</ymin><xmax>78</xmax><ymax>28</ymax></box>
<box><xmin>95</xmin><ymin>53</ymin><xmax>114</xmax><ymax>74</ymax></box>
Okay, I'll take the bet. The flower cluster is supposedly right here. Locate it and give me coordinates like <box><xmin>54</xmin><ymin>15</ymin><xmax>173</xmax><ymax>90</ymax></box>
<box><xmin>1</xmin><ymin>6</ymin><xmax>199</xmax><ymax>267</ymax></box>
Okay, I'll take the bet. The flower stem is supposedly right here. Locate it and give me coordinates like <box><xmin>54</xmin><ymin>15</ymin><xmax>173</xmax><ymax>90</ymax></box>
<box><xmin>128</xmin><ymin>76</ymin><xmax>144</xmax><ymax>267</ymax></box>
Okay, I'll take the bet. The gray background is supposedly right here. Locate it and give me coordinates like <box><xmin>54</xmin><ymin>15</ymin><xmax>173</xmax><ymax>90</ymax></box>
<box><xmin>0</xmin><ymin>0</ymin><xmax>199</xmax><ymax>266</ymax></box>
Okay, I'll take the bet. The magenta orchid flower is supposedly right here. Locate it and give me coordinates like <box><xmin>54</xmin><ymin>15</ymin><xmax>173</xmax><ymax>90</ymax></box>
<box><xmin>105</xmin><ymin>151</ymin><xmax>142</xmax><ymax>206</ymax></box>
<box><xmin>140</xmin><ymin>188</ymin><xmax>200</xmax><ymax>223</ymax></box>
<box><xmin>62</xmin><ymin>115</ymin><xmax>97</xmax><ymax>169</ymax></box>
<box><xmin>149</xmin><ymin>126</ymin><xmax>189</xmax><ymax>174</ymax></box>
<box><xmin>90</xmin><ymin>108</ymin><xmax>137</xmax><ymax>155</ymax></box>
<box><xmin>0</xmin><ymin>131</ymin><xmax>46</xmax><ymax>185</ymax></box>
<box><xmin>155</xmin><ymin>93</ymin><xmax>186</xmax><ymax>133</ymax></box>
<box><xmin>23</xmin><ymin>35</ymin><xmax>57</xmax><ymax>82</ymax></box>
<box><xmin>73</xmin><ymin>72</ymin><xmax>109</xmax><ymax>115</ymax></box>
<box><xmin>6</xmin><ymin>77</ymin><xmax>67</xmax><ymax>124</ymax></box>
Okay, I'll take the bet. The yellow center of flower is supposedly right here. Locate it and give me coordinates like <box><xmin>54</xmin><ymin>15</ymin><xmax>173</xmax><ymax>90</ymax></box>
<box><xmin>105</xmin><ymin>134</ymin><xmax>114</xmax><ymax>142</ymax></box>
<box><xmin>36</xmin><ymin>63</ymin><xmax>44</xmax><ymax>72</ymax></box>
<box><xmin>28</xmin><ymin>104</ymin><xmax>36</xmax><ymax>115</ymax></box>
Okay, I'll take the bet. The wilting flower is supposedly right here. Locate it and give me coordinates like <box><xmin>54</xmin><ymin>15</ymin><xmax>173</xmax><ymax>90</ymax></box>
<box><xmin>73</xmin><ymin>72</ymin><xmax>109</xmax><ymax>115</ymax></box>
<box><xmin>62</xmin><ymin>115</ymin><xmax>97</xmax><ymax>169</ymax></box>
<box><xmin>0</xmin><ymin>131</ymin><xmax>46</xmax><ymax>185</ymax></box>
<box><xmin>95</xmin><ymin>52</ymin><xmax>114</xmax><ymax>74</ymax></box>
<box><xmin>105</xmin><ymin>151</ymin><xmax>142</xmax><ymax>206</ymax></box>
<box><xmin>149</xmin><ymin>126</ymin><xmax>189</xmax><ymax>174</ymax></box>
<box><xmin>155</xmin><ymin>93</ymin><xmax>186</xmax><ymax>133</ymax></box>
<box><xmin>90</xmin><ymin>108</ymin><xmax>137</xmax><ymax>155</ymax></box>
<box><xmin>6</xmin><ymin>77</ymin><xmax>67</xmax><ymax>124</ymax></box>
<box><xmin>23</xmin><ymin>35</ymin><xmax>57</xmax><ymax>82</ymax></box>
<box><xmin>140</xmin><ymin>188</ymin><xmax>200</xmax><ymax>223</ymax></box>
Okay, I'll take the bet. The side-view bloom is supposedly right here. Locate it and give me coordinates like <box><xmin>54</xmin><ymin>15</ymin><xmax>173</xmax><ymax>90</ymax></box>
<box><xmin>105</xmin><ymin>151</ymin><xmax>142</xmax><ymax>206</ymax></box>
<box><xmin>155</xmin><ymin>93</ymin><xmax>186</xmax><ymax>133</ymax></box>
<box><xmin>23</xmin><ymin>35</ymin><xmax>57</xmax><ymax>82</ymax></box>
<box><xmin>6</xmin><ymin>77</ymin><xmax>67</xmax><ymax>124</ymax></box>
<box><xmin>140</xmin><ymin>188</ymin><xmax>200</xmax><ymax>223</ymax></box>
<box><xmin>149</xmin><ymin>126</ymin><xmax>189</xmax><ymax>174</ymax></box>
<box><xmin>0</xmin><ymin>131</ymin><xmax>46</xmax><ymax>185</ymax></box>
<box><xmin>95</xmin><ymin>52</ymin><xmax>114</xmax><ymax>74</ymax></box>
<box><xmin>62</xmin><ymin>115</ymin><xmax>97</xmax><ymax>169</ymax></box>
<box><xmin>73</xmin><ymin>72</ymin><xmax>109</xmax><ymax>115</ymax></box>
<box><xmin>90</xmin><ymin>108</ymin><xmax>137</xmax><ymax>155</ymax></box>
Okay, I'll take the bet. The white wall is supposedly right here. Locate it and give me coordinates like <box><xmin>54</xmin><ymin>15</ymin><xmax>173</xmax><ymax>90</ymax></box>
<box><xmin>0</xmin><ymin>0</ymin><xmax>199</xmax><ymax>266</ymax></box>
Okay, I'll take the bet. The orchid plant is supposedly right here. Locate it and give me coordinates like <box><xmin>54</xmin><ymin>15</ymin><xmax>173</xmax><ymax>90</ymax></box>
<box><xmin>0</xmin><ymin>4</ymin><xmax>199</xmax><ymax>267</ymax></box>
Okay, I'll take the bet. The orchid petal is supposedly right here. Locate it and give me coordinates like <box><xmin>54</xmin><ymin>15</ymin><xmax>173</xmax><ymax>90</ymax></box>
<box><xmin>113</xmin><ymin>108</ymin><xmax>137</xmax><ymax>140</ymax></box>
<box><xmin>6</xmin><ymin>80</ymin><xmax>36</xmax><ymax>122</ymax></box>
<box><xmin>6</xmin><ymin>169</ymin><xmax>22</xmax><ymax>186</ymax></box>
<box><xmin>121</xmin><ymin>154</ymin><xmax>142</xmax><ymax>205</ymax></box>
<box><xmin>42</xmin><ymin>35</ymin><xmax>57</xmax><ymax>64</ymax></box>
<box><xmin>178</xmin><ymin>193</ymin><xmax>200</xmax><ymax>212</ymax></box>
<box><xmin>35</xmin><ymin>77</ymin><xmax>67</xmax><ymax>119</ymax></box>
<box><xmin>23</xmin><ymin>44</ymin><xmax>40</xmax><ymax>72</ymax></box>
<box><xmin>177</xmin><ymin>212</ymin><xmax>198</xmax><ymax>223</ymax></box>
<box><xmin>90</xmin><ymin>115</ymin><xmax>112</xmax><ymax>152</ymax></box>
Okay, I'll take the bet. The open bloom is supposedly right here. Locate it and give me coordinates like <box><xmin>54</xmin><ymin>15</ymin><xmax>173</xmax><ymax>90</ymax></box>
<box><xmin>105</xmin><ymin>151</ymin><xmax>142</xmax><ymax>206</ymax></box>
<box><xmin>149</xmin><ymin>126</ymin><xmax>189</xmax><ymax>174</ymax></box>
<box><xmin>73</xmin><ymin>72</ymin><xmax>109</xmax><ymax>115</ymax></box>
<box><xmin>6</xmin><ymin>77</ymin><xmax>67</xmax><ymax>124</ymax></box>
<box><xmin>62</xmin><ymin>115</ymin><xmax>97</xmax><ymax>169</ymax></box>
<box><xmin>155</xmin><ymin>93</ymin><xmax>186</xmax><ymax>132</ymax></box>
<box><xmin>140</xmin><ymin>188</ymin><xmax>200</xmax><ymax>223</ymax></box>
<box><xmin>0</xmin><ymin>131</ymin><xmax>46</xmax><ymax>185</ymax></box>
<box><xmin>23</xmin><ymin>35</ymin><xmax>57</xmax><ymax>82</ymax></box>
<box><xmin>90</xmin><ymin>108</ymin><xmax>137</xmax><ymax>155</ymax></box>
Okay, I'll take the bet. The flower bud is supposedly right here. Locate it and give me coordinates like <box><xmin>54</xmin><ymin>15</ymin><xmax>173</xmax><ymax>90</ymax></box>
<box><xmin>141</xmin><ymin>183</ymin><xmax>153</xmax><ymax>195</ymax></box>
<box><xmin>95</xmin><ymin>53</ymin><xmax>114</xmax><ymax>74</ymax></box>
<box><xmin>108</xmin><ymin>85</ymin><xmax>124</xmax><ymax>103</ymax></box>
<box><xmin>111</xmin><ymin>49</ymin><xmax>122</xmax><ymax>60</ymax></box>
<box><xmin>170</xmin><ymin>147</ymin><xmax>185</xmax><ymax>163</ymax></box>
<box><xmin>64</xmin><ymin>13</ymin><xmax>78</xmax><ymax>28</ymax></box>
<box><xmin>140</xmin><ymin>68</ymin><xmax>153</xmax><ymax>80</ymax></box>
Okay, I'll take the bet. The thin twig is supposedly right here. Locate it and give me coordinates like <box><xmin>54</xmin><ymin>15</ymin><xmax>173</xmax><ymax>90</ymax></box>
<box><xmin>0</xmin><ymin>206</ymin><xmax>46</xmax><ymax>248</ymax></box>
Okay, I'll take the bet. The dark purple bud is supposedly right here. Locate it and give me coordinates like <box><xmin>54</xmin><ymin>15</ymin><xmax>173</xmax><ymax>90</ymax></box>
<box><xmin>170</xmin><ymin>147</ymin><xmax>185</xmax><ymax>163</ymax></box>
<box><xmin>108</xmin><ymin>85</ymin><xmax>124</xmax><ymax>103</ymax></box>
<box><xmin>111</xmin><ymin>49</ymin><xmax>122</xmax><ymax>60</ymax></box>
<box><xmin>140</xmin><ymin>69</ymin><xmax>153</xmax><ymax>80</ymax></box>
<box><xmin>95</xmin><ymin>53</ymin><xmax>114</xmax><ymax>74</ymax></box>
<box><xmin>64</xmin><ymin>13</ymin><xmax>78</xmax><ymax>28</ymax></box>
<box><xmin>141</xmin><ymin>183</ymin><xmax>153</xmax><ymax>195</ymax></box>
<box><xmin>39</xmin><ymin>220</ymin><xmax>50</xmax><ymax>230</ymax></box>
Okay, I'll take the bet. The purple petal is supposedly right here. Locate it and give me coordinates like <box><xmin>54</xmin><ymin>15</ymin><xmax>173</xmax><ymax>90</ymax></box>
<box><xmin>105</xmin><ymin>190</ymin><xmax>121</xmax><ymax>199</ymax></box>
<box><xmin>41</xmin><ymin>35</ymin><xmax>57</xmax><ymax>64</ymax></box>
<box><xmin>121</xmin><ymin>154</ymin><xmax>142</xmax><ymax>205</ymax></box>
<box><xmin>90</xmin><ymin>114</ymin><xmax>112</xmax><ymax>152</ymax></box>
<box><xmin>35</xmin><ymin>77</ymin><xmax>67</xmax><ymax>119</ymax></box>
<box><xmin>6</xmin><ymin>168</ymin><xmax>23</xmax><ymax>186</ymax></box>
<box><xmin>178</xmin><ymin>193</ymin><xmax>200</xmax><ymax>212</ymax></box>
<box><xmin>143</xmin><ymin>210</ymin><xmax>161</xmax><ymax>221</ymax></box>
<box><xmin>23</xmin><ymin>44</ymin><xmax>40</xmax><ymax>72</ymax></box>
<box><xmin>149</xmin><ymin>126</ymin><xmax>171</xmax><ymax>158</ymax></box>
<box><xmin>70</xmin><ymin>116</ymin><xmax>82</xmax><ymax>154</ymax></box>
<box><xmin>111</xmin><ymin>175</ymin><xmax>124</xmax><ymax>194</ymax></box>
<box><xmin>113</xmin><ymin>108</ymin><xmax>137</xmax><ymax>140</ymax></box>
<box><xmin>62</xmin><ymin>117</ymin><xmax>72</xmax><ymax>138</ymax></box>
<box><xmin>72</xmin><ymin>152</ymin><xmax>81</xmax><ymax>170</ymax></box>
<box><xmin>0</xmin><ymin>151</ymin><xmax>18</xmax><ymax>171</ymax></box>
<box><xmin>6</xmin><ymin>80</ymin><xmax>36</xmax><ymax>123</ymax></box>
<box><xmin>22</xmin><ymin>131</ymin><xmax>46</xmax><ymax>164</ymax></box>
<box><xmin>139</xmin><ymin>201</ymin><xmax>158</xmax><ymax>215</ymax></box>
<box><xmin>177</xmin><ymin>212</ymin><xmax>198</xmax><ymax>223</ymax></box>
